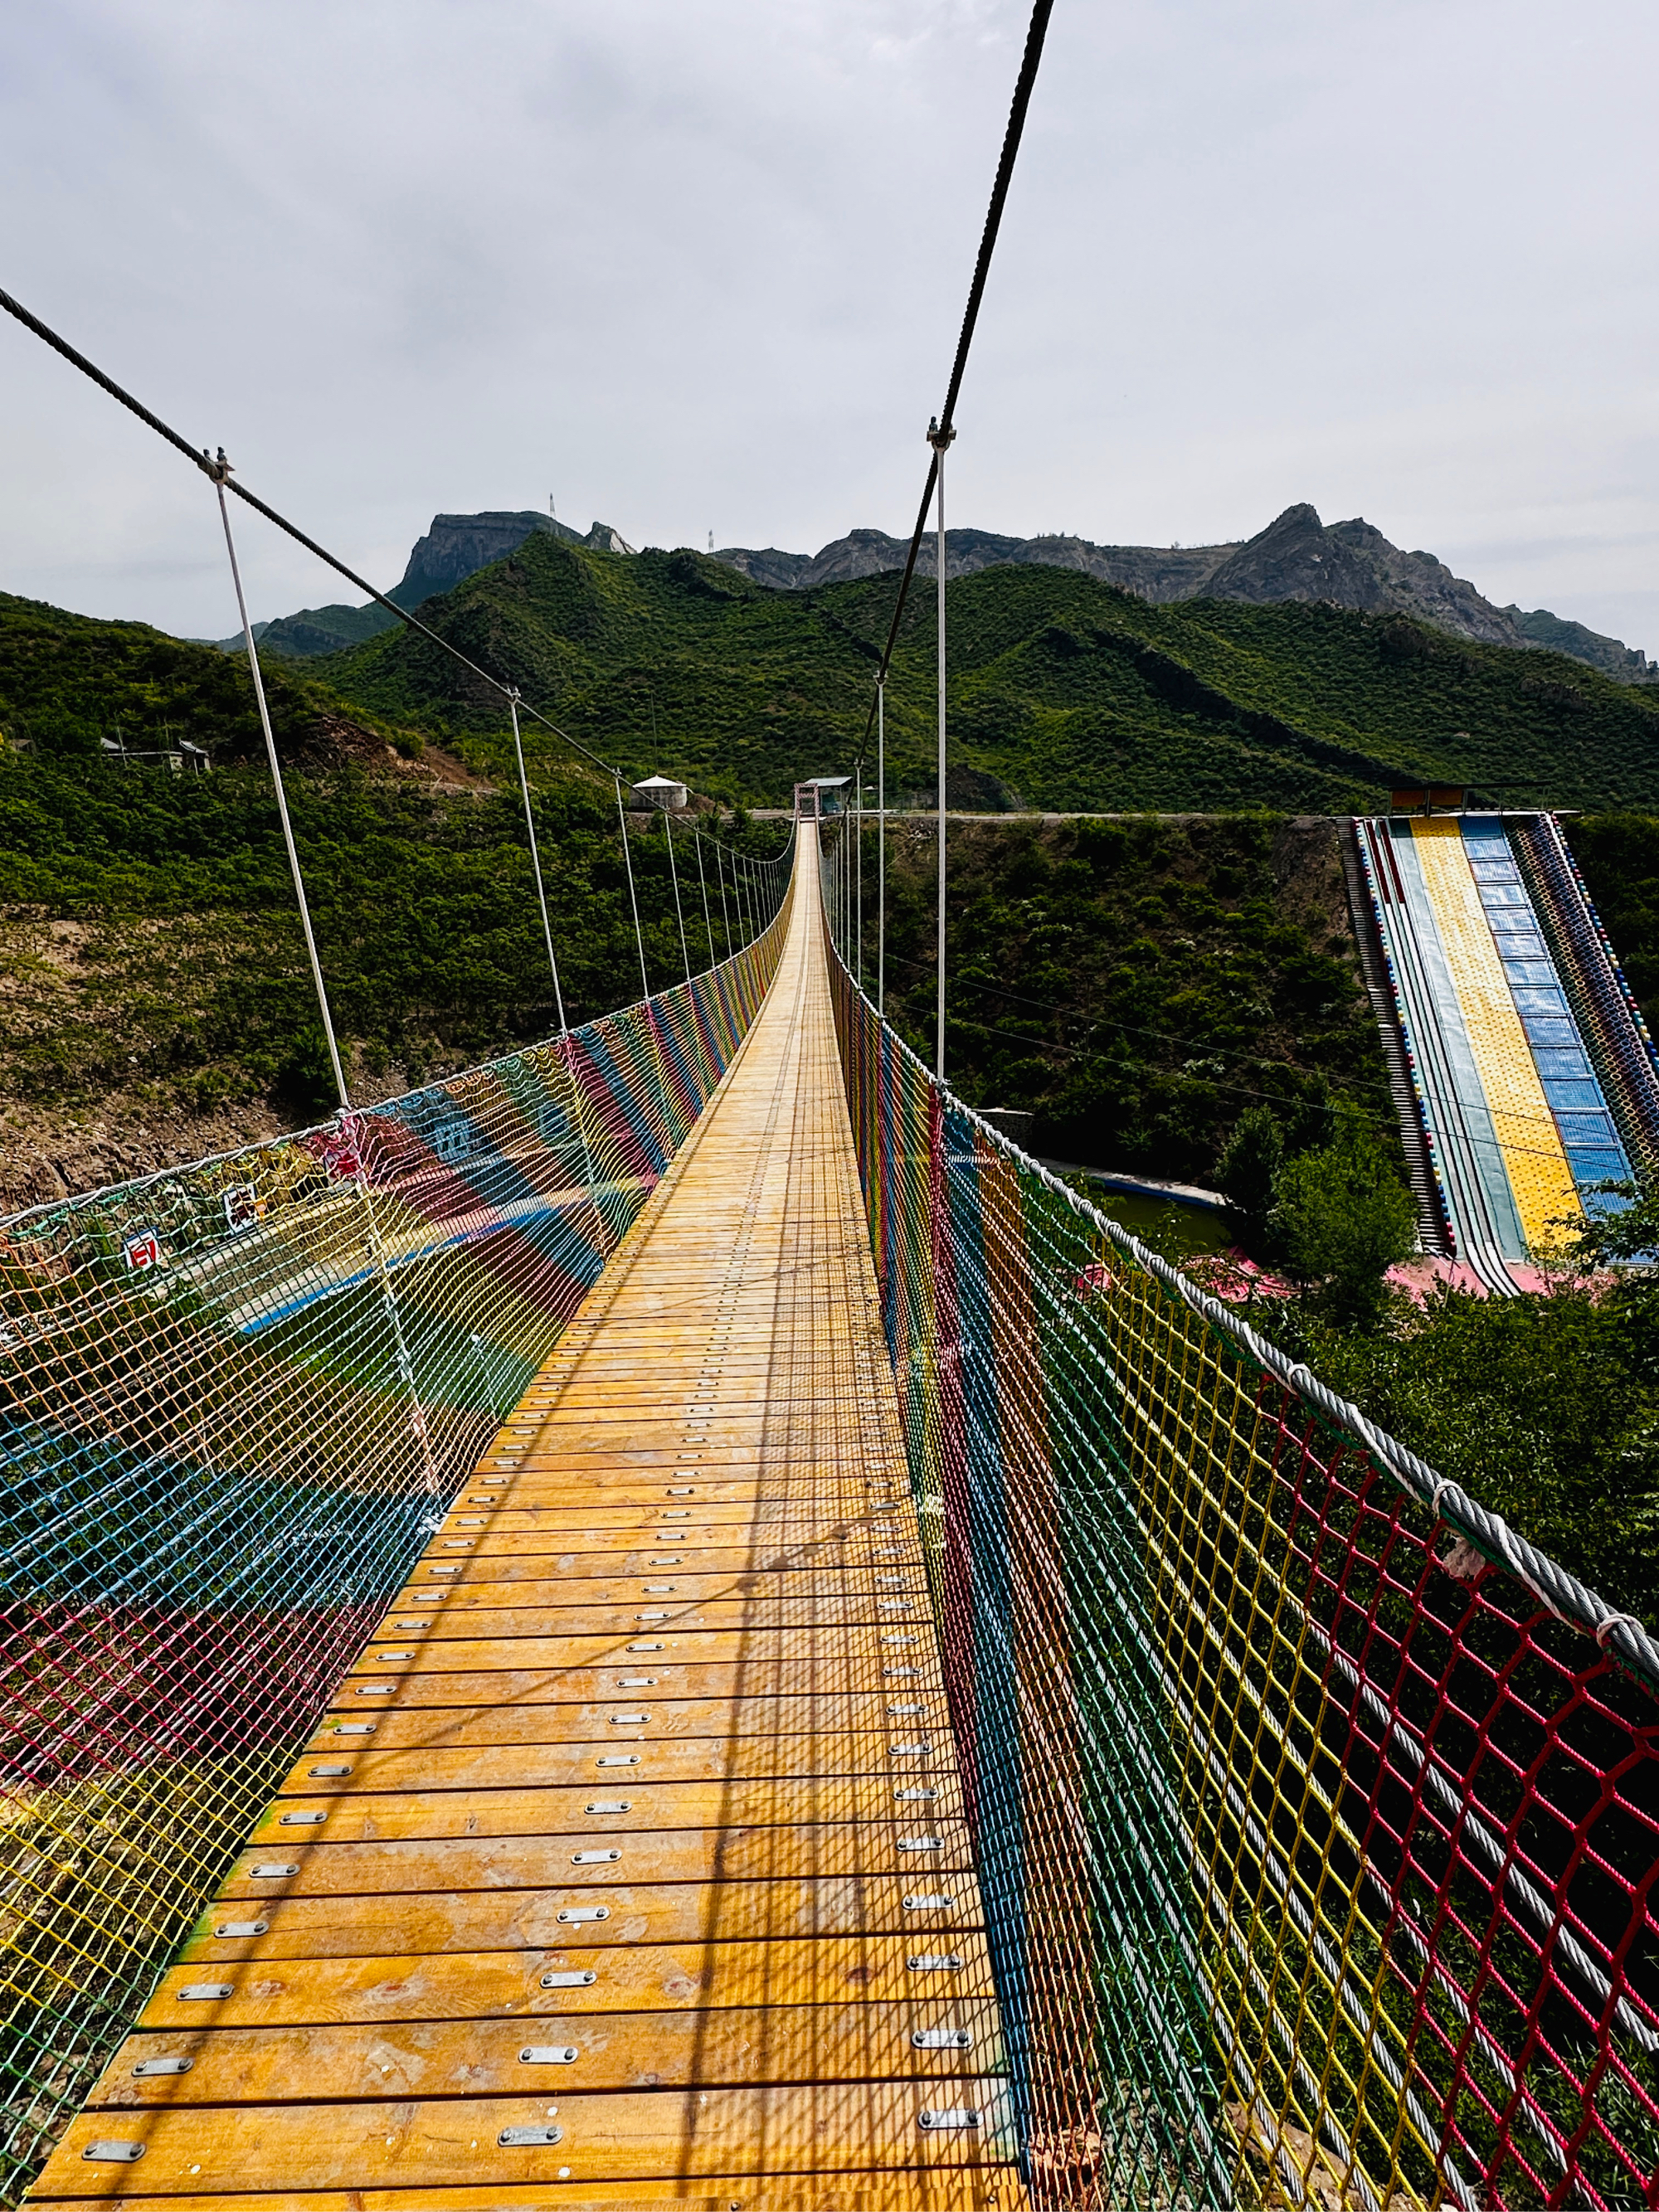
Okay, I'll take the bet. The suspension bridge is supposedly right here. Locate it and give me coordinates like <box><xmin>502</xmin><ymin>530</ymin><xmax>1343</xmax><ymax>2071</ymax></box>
<box><xmin>4</xmin><ymin>817</ymin><xmax>1658</xmax><ymax>2212</ymax></box>
<box><xmin>3</xmin><ymin>0</ymin><xmax>1659</xmax><ymax>2192</ymax></box>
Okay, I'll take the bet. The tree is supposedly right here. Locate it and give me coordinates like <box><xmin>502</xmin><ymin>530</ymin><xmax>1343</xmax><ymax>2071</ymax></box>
<box><xmin>1564</xmin><ymin>1166</ymin><xmax>1659</xmax><ymax>1272</ymax></box>
<box><xmin>1272</xmin><ymin>1109</ymin><xmax>1416</xmax><ymax>1325</ymax></box>
<box><xmin>1216</xmin><ymin>1106</ymin><xmax>1284</xmax><ymax>1246</ymax></box>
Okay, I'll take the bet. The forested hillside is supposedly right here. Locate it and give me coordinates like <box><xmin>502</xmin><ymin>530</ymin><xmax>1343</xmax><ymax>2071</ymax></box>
<box><xmin>309</xmin><ymin>532</ymin><xmax>1659</xmax><ymax>812</ymax></box>
<box><xmin>0</xmin><ymin>590</ymin><xmax>430</xmax><ymax>767</ymax></box>
<box><xmin>861</xmin><ymin>811</ymin><xmax>1395</xmax><ymax>1184</ymax></box>
<box><xmin>8</xmin><ymin>540</ymin><xmax>1659</xmax><ymax>811</ymax></box>
<box><xmin>0</xmin><ymin>748</ymin><xmax>772</xmax><ymax>1213</ymax></box>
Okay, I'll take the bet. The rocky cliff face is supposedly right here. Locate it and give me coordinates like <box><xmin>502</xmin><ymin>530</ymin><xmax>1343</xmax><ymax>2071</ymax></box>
<box><xmin>226</xmin><ymin>512</ymin><xmax>638</xmax><ymax>658</ymax></box>
<box><xmin>391</xmin><ymin>512</ymin><xmax>634</xmax><ymax>609</ymax></box>
<box><xmin>221</xmin><ymin>500</ymin><xmax>1656</xmax><ymax>686</ymax></box>
<box><xmin>718</xmin><ymin>502</ymin><xmax>1537</xmax><ymax>646</ymax></box>
<box><xmin>713</xmin><ymin>523</ymin><xmax>1234</xmax><ymax>599</ymax></box>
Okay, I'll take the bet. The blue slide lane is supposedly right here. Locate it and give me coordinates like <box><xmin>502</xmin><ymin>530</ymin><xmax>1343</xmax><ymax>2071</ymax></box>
<box><xmin>1460</xmin><ymin>819</ymin><xmax>1632</xmax><ymax>1213</ymax></box>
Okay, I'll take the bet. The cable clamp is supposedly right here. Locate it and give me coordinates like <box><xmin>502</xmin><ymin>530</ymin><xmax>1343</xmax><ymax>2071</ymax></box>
<box><xmin>1594</xmin><ymin>1612</ymin><xmax>1643</xmax><ymax>1650</ymax></box>
<box><xmin>927</xmin><ymin>415</ymin><xmax>957</xmax><ymax>452</ymax></box>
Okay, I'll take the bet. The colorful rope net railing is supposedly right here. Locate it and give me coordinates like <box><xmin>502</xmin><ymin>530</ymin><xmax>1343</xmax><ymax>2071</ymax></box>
<box><xmin>819</xmin><ymin>845</ymin><xmax>1659</xmax><ymax>2212</ymax></box>
<box><xmin>0</xmin><ymin>876</ymin><xmax>791</xmax><ymax>2203</ymax></box>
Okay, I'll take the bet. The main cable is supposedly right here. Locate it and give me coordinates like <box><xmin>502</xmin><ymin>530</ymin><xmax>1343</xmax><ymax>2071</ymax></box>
<box><xmin>844</xmin><ymin>0</ymin><xmax>1054</xmax><ymax>1077</ymax></box>
<box><xmin>853</xmin><ymin>0</ymin><xmax>1055</xmax><ymax>761</ymax></box>
<box><xmin>0</xmin><ymin>284</ymin><xmax>619</xmax><ymax>782</ymax></box>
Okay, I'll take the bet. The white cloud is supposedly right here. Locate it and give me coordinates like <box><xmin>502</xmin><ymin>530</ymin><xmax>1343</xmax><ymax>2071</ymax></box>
<box><xmin>2</xmin><ymin>0</ymin><xmax>1656</xmax><ymax>650</ymax></box>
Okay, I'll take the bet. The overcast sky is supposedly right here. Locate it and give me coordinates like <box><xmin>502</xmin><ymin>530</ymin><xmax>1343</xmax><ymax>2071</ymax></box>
<box><xmin>3</xmin><ymin>0</ymin><xmax>1656</xmax><ymax>649</ymax></box>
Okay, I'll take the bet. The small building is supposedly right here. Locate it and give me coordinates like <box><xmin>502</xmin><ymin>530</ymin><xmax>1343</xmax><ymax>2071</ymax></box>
<box><xmin>631</xmin><ymin>774</ymin><xmax>688</xmax><ymax>812</ymax></box>
<box><xmin>803</xmin><ymin>775</ymin><xmax>852</xmax><ymax>817</ymax></box>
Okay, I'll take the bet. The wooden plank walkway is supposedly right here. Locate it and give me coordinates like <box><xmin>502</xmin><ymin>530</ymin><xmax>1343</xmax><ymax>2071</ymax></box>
<box><xmin>32</xmin><ymin>833</ymin><xmax>1024</xmax><ymax>2212</ymax></box>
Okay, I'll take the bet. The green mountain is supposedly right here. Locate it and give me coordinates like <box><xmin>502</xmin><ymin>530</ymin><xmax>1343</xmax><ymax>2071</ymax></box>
<box><xmin>304</xmin><ymin>531</ymin><xmax>1659</xmax><ymax>811</ymax></box>
<box><xmin>7</xmin><ymin>534</ymin><xmax>1659</xmax><ymax>812</ymax></box>
<box><xmin>0</xmin><ymin>588</ymin><xmax>429</xmax><ymax>768</ymax></box>
<box><xmin>1505</xmin><ymin>604</ymin><xmax>1658</xmax><ymax>683</ymax></box>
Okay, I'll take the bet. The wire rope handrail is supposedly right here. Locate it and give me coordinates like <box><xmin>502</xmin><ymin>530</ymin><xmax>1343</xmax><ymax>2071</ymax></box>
<box><xmin>0</xmin><ymin>888</ymin><xmax>792</xmax><ymax>2204</ymax></box>
<box><xmin>815</xmin><ymin>834</ymin><xmax>1659</xmax><ymax>2212</ymax></box>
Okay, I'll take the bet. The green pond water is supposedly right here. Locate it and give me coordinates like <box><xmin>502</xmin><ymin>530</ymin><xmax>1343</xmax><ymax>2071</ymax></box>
<box><xmin>1084</xmin><ymin>1184</ymin><xmax>1233</xmax><ymax>1261</ymax></box>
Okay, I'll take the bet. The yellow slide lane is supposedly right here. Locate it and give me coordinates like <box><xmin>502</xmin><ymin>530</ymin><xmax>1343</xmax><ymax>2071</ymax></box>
<box><xmin>1410</xmin><ymin>819</ymin><xmax>1579</xmax><ymax>1250</ymax></box>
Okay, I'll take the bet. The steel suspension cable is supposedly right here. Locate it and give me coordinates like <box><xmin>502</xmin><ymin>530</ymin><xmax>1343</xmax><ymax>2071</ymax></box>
<box><xmin>663</xmin><ymin>812</ymin><xmax>691</xmax><ymax>984</ymax></box>
<box><xmin>614</xmin><ymin>776</ymin><xmax>652</xmax><ymax>1001</ymax></box>
<box><xmin>213</xmin><ymin>471</ymin><xmax>437</xmax><ymax>1491</ymax></box>
<box><xmin>508</xmin><ymin>690</ymin><xmax>568</xmax><ymax>1035</ymax></box>
<box><xmin>832</xmin><ymin>0</ymin><xmax>1053</xmax><ymax>1069</ymax></box>
<box><xmin>693</xmin><ymin>829</ymin><xmax>716</xmax><ymax>966</ymax></box>
<box><xmin>213</xmin><ymin>474</ymin><xmax>348</xmax><ymax>1112</ymax></box>
<box><xmin>854</xmin><ymin>773</ymin><xmax>864</xmax><ymax>990</ymax></box>
<box><xmin>0</xmin><ymin>287</ymin><xmax>621</xmax><ymax>783</ymax></box>
<box><xmin>850</xmin><ymin>0</ymin><xmax>1055</xmax><ymax>763</ymax></box>
<box><xmin>933</xmin><ymin>436</ymin><xmax>950</xmax><ymax>1075</ymax></box>
<box><xmin>877</xmin><ymin>677</ymin><xmax>888</xmax><ymax>1014</ymax></box>
<box><xmin>715</xmin><ymin>837</ymin><xmax>732</xmax><ymax>956</ymax></box>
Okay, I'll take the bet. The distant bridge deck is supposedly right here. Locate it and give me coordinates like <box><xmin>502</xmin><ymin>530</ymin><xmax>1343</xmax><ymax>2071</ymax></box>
<box><xmin>32</xmin><ymin>839</ymin><xmax>1023</xmax><ymax>2212</ymax></box>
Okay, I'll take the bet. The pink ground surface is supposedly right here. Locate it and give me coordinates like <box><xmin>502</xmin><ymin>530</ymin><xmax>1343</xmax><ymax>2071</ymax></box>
<box><xmin>1189</xmin><ymin>1249</ymin><xmax>1559</xmax><ymax>1305</ymax></box>
<box><xmin>1384</xmin><ymin>1253</ymin><xmax>1554</xmax><ymax>1300</ymax></box>
<box><xmin>1083</xmin><ymin>1248</ymin><xmax>1566</xmax><ymax>1310</ymax></box>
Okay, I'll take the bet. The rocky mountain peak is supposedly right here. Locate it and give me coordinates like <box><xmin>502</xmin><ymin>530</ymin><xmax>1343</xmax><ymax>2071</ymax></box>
<box><xmin>392</xmin><ymin>512</ymin><xmax>634</xmax><ymax>610</ymax></box>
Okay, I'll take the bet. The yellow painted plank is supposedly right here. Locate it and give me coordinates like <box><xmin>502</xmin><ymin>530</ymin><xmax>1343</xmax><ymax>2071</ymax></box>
<box><xmin>137</xmin><ymin>1932</ymin><xmax>1002</xmax><ymax>2030</ymax></box>
<box><xmin>34</xmin><ymin>2081</ymin><xmax>1019</xmax><ymax>2197</ymax></box>
<box><xmin>178</xmin><ymin>1876</ymin><xmax>983</xmax><ymax>1962</ymax></box>
<box><xmin>88</xmin><ymin>2004</ymin><xmax>996</xmax><ymax>2107</ymax></box>
<box><xmin>41</xmin><ymin>2181</ymin><xmax>1019</xmax><ymax>2212</ymax></box>
<box><xmin>309</xmin><ymin>1665</ymin><xmax>943</xmax><ymax>1723</ymax></box>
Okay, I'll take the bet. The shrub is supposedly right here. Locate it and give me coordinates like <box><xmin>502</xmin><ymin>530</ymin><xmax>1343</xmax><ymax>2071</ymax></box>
<box><xmin>1272</xmin><ymin>1109</ymin><xmax>1416</xmax><ymax>1324</ymax></box>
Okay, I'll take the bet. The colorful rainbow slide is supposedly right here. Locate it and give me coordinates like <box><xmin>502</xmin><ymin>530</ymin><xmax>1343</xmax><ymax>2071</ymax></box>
<box><xmin>1355</xmin><ymin>814</ymin><xmax>1645</xmax><ymax>1292</ymax></box>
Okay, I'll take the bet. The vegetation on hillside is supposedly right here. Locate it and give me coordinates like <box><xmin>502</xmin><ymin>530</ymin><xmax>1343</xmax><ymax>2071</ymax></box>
<box><xmin>0</xmin><ymin>750</ymin><xmax>776</xmax><ymax>1138</ymax></box>
<box><xmin>304</xmin><ymin>532</ymin><xmax>1659</xmax><ymax>811</ymax></box>
<box><xmin>0</xmin><ymin>589</ymin><xmax>427</xmax><ymax>766</ymax></box>
<box><xmin>1280</xmin><ymin>1263</ymin><xmax>1659</xmax><ymax>1619</ymax></box>
<box><xmin>850</xmin><ymin>812</ymin><xmax>1399</xmax><ymax>1188</ymax></box>
<box><xmin>9</xmin><ymin>543</ymin><xmax>1659</xmax><ymax>814</ymax></box>
<box><xmin>834</xmin><ymin>809</ymin><xmax>1659</xmax><ymax>1616</ymax></box>
<box><xmin>1564</xmin><ymin>814</ymin><xmax>1659</xmax><ymax>1034</ymax></box>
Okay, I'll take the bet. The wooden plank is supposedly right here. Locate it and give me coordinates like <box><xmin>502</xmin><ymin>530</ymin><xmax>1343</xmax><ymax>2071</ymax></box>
<box><xmin>300</xmin><ymin>1691</ymin><xmax>946</xmax><ymax>1749</ymax></box>
<box><xmin>40</xmin><ymin>2179</ymin><xmax>1019</xmax><ymax>2211</ymax></box>
<box><xmin>88</xmin><ymin>2002</ymin><xmax>997</xmax><ymax>2107</ymax></box>
<box><xmin>342</xmin><ymin>1601</ymin><xmax>932</xmax><ymax>1640</ymax></box>
<box><xmin>309</xmin><ymin>1665</ymin><xmax>944</xmax><ymax>1723</ymax></box>
<box><xmin>392</xmin><ymin>1568</ymin><xmax>926</xmax><ymax>1596</ymax></box>
<box><xmin>269</xmin><ymin>1738</ymin><xmax>956</xmax><ymax>1799</ymax></box>
<box><xmin>138</xmin><ymin>1932</ymin><xmax>1000</xmax><ymax>2030</ymax></box>
<box><xmin>37</xmin><ymin>2081</ymin><xmax>1018</xmax><ymax>2197</ymax></box>
<box><xmin>329</xmin><ymin>1628</ymin><xmax>941</xmax><ymax>1677</ymax></box>
<box><xmin>214</xmin><ymin>1824</ymin><xmax>978</xmax><ymax>1900</ymax></box>
<box><xmin>178</xmin><ymin>1875</ymin><xmax>984</xmax><ymax>1961</ymax></box>
<box><xmin>393</xmin><ymin>1547</ymin><xmax>924</xmax><ymax>1582</ymax></box>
